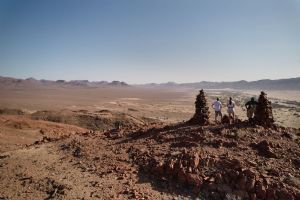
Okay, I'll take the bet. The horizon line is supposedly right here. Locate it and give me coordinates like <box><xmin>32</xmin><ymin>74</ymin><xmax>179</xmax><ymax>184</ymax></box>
<box><xmin>1</xmin><ymin>75</ymin><xmax>299</xmax><ymax>85</ymax></box>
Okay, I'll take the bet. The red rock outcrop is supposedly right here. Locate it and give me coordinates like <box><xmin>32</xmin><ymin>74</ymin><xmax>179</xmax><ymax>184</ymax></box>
<box><xmin>126</xmin><ymin>122</ymin><xmax>300</xmax><ymax>200</ymax></box>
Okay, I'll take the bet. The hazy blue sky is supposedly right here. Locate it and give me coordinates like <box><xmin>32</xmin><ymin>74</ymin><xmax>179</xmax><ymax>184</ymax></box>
<box><xmin>0</xmin><ymin>0</ymin><xmax>299</xmax><ymax>83</ymax></box>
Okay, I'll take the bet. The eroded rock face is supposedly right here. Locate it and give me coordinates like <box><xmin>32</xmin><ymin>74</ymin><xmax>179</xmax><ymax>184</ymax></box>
<box><xmin>124</xmin><ymin>113</ymin><xmax>299</xmax><ymax>199</ymax></box>
<box><xmin>129</xmin><ymin>146</ymin><xmax>297</xmax><ymax>200</ymax></box>
<box><xmin>189</xmin><ymin>89</ymin><xmax>210</xmax><ymax>125</ymax></box>
<box><xmin>251</xmin><ymin>140</ymin><xmax>277</xmax><ymax>158</ymax></box>
<box><xmin>151</xmin><ymin>150</ymin><xmax>204</xmax><ymax>187</ymax></box>
<box><xmin>255</xmin><ymin>91</ymin><xmax>274</xmax><ymax>127</ymax></box>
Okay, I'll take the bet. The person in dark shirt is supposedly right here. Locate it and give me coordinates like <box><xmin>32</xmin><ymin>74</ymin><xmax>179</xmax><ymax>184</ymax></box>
<box><xmin>245</xmin><ymin>97</ymin><xmax>258</xmax><ymax>123</ymax></box>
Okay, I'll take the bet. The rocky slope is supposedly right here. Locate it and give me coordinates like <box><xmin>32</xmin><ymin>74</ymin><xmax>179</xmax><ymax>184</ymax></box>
<box><xmin>1</xmin><ymin>113</ymin><xmax>300</xmax><ymax>199</ymax></box>
<box><xmin>126</xmin><ymin>122</ymin><xmax>300</xmax><ymax>199</ymax></box>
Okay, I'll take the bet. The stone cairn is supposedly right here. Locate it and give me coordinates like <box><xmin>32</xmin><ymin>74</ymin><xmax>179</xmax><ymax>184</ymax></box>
<box><xmin>188</xmin><ymin>89</ymin><xmax>210</xmax><ymax>125</ymax></box>
<box><xmin>255</xmin><ymin>91</ymin><xmax>274</xmax><ymax>127</ymax></box>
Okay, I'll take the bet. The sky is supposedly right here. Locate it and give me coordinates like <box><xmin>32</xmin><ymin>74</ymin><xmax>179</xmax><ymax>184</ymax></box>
<box><xmin>0</xmin><ymin>0</ymin><xmax>299</xmax><ymax>84</ymax></box>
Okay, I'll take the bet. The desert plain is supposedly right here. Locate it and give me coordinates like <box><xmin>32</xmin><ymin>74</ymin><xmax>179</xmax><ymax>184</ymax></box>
<box><xmin>0</xmin><ymin>84</ymin><xmax>300</xmax><ymax>200</ymax></box>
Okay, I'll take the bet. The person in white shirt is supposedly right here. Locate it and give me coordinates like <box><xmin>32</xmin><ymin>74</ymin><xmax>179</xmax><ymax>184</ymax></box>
<box><xmin>227</xmin><ymin>97</ymin><xmax>235</xmax><ymax>123</ymax></box>
<box><xmin>212</xmin><ymin>97</ymin><xmax>222</xmax><ymax>122</ymax></box>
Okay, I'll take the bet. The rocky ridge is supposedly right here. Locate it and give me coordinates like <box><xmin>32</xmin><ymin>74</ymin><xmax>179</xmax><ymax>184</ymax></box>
<box><xmin>126</xmin><ymin>122</ymin><xmax>300</xmax><ymax>199</ymax></box>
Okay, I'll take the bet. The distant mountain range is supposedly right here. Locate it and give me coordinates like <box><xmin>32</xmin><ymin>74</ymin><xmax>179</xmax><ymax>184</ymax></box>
<box><xmin>1</xmin><ymin>76</ymin><xmax>299</xmax><ymax>90</ymax></box>
<box><xmin>0</xmin><ymin>76</ymin><xmax>128</xmax><ymax>88</ymax></box>
<box><xmin>139</xmin><ymin>77</ymin><xmax>300</xmax><ymax>90</ymax></box>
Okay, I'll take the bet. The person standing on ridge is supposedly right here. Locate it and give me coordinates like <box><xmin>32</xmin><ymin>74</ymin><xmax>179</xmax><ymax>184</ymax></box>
<box><xmin>245</xmin><ymin>97</ymin><xmax>258</xmax><ymax>124</ymax></box>
<box><xmin>227</xmin><ymin>97</ymin><xmax>235</xmax><ymax>123</ymax></box>
<box><xmin>212</xmin><ymin>97</ymin><xmax>222</xmax><ymax>122</ymax></box>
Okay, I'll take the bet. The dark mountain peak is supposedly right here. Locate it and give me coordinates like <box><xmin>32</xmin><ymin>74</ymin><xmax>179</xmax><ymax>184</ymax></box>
<box><xmin>109</xmin><ymin>81</ymin><xmax>128</xmax><ymax>86</ymax></box>
<box><xmin>56</xmin><ymin>80</ymin><xmax>66</xmax><ymax>83</ymax></box>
